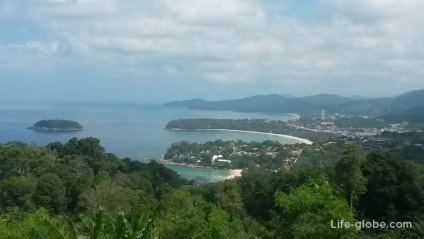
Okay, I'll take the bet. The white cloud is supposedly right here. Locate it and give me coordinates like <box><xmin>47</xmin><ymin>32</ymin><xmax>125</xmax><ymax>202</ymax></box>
<box><xmin>0</xmin><ymin>40</ymin><xmax>59</xmax><ymax>56</ymax></box>
<box><xmin>165</xmin><ymin>0</ymin><xmax>260</xmax><ymax>23</ymax></box>
<box><xmin>2</xmin><ymin>0</ymin><xmax>424</xmax><ymax>96</ymax></box>
<box><xmin>0</xmin><ymin>40</ymin><xmax>61</xmax><ymax>73</ymax></box>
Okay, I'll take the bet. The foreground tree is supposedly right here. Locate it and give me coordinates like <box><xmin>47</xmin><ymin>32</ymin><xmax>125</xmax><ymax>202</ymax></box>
<box><xmin>0</xmin><ymin>176</ymin><xmax>37</xmax><ymax>212</ymax></box>
<box><xmin>335</xmin><ymin>143</ymin><xmax>367</xmax><ymax>210</ymax></box>
<box><xmin>272</xmin><ymin>175</ymin><xmax>356</xmax><ymax>239</ymax></box>
<box><xmin>0</xmin><ymin>207</ymin><xmax>156</xmax><ymax>239</ymax></box>
<box><xmin>34</xmin><ymin>173</ymin><xmax>67</xmax><ymax>214</ymax></box>
<box><xmin>359</xmin><ymin>152</ymin><xmax>424</xmax><ymax>222</ymax></box>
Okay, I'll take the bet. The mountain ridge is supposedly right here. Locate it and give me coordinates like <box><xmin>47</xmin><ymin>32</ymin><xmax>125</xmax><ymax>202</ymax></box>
<box><xmin>164</xmin><ymin>90</ymin><xmax>424</xmax><ymax>117</ymax></box>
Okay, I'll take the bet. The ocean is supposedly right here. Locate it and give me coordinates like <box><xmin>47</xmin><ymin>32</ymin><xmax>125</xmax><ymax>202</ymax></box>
<box><xmin>0</xmin><ymin>102</ymin><xmax>299</xmax><ymax>180</ymax></box>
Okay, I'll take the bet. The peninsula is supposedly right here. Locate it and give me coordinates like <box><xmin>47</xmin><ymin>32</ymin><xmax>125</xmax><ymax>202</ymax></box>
<box><xmin>28</xmin><ymin>119</ymin><xmax>84</xmax><ymax>131</ymax></box>
<box><xmin>165</xmin><ymin>118</ymin><xmax>333</xmax><ymax>143</ymax></box>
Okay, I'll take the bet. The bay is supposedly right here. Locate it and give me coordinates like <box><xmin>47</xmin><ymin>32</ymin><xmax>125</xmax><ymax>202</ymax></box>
<box><xmin>0</xmin><ymin>102</ymin><xmax>300</xmax><ymax>180</ymax></box>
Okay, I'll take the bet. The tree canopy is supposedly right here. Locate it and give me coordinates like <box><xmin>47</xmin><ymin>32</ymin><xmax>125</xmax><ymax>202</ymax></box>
<box><xmin>0</xmin><ymin>138</ymin><xmax>423</xmax><ymax>238</ymax></box>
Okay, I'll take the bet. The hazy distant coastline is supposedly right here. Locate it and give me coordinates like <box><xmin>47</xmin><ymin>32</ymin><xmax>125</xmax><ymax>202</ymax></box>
<box><xmin>164</xmin><ymin>90</ymin><xmax>424</xmax><ymax>121</ymax></box>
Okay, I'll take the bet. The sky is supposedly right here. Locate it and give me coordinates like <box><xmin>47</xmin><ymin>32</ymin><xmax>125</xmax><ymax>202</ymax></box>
<box><xmin>1</xmin><ymin>0</ymin><xmax>424</xmax><ymax>104</ymax></box>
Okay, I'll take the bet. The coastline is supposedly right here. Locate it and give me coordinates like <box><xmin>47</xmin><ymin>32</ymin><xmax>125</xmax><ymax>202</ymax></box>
<box><xmin>169</xmin><ymin>128</ymin><xmax>313</xmax><ymax>145</ymax></box>
<box><xmin>226</xmin><ymin>169</ymin><xmax>243</xmax><ymax>179</ymax></box>
<box><xmin>28</xmin><ymin>127</ymin><xmax>85</xmax><ymax>132</ymax></box>
<box><xmin>155</xmin><ymin>159</ymin><xmax>214</xmax><ymax>169</ymax></box>
<box><xmin>156</xmin><ymin>159</ymin><xmax>243</xmax><ymax>181</ymax></box>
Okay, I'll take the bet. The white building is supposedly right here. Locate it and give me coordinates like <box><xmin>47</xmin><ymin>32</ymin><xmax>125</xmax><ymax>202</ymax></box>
<box><xmin>212</xmin><ymin>155</ymin><xmax>223</xmax><ymax>164</ymax></box>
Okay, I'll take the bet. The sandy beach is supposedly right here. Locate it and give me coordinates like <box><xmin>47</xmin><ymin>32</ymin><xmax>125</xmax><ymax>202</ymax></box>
<box><xmin>171</xmin><ymin>128</ymin><xmax>313</xmax><ymax>145</ymax></box>
<box><xmin>157</xmin><ymin>159</ymin><xmax>243</xmax><ymax>180</ymax></box>
<box><xmin>226</xmin><ymin>169</ymin><xmax>243</xmax><ymax>179</ymax></box>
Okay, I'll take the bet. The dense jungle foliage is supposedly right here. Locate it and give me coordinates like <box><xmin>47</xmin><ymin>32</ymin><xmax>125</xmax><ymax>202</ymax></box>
<box><xmin>0</xmin><ymin>138</ymin><xmax>424</xmax><ymax>238</ymax></box>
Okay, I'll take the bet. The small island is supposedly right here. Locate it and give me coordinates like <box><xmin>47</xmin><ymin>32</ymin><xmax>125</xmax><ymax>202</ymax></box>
<box><xmin>28</xmin><ymin>119</ymin><xmax>84</xmax><ymax>131</ymax></box>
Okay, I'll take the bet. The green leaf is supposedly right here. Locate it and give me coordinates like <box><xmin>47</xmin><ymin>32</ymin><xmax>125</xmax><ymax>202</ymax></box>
<box><xmin>39</xmin><ymin>219</ymin><xmax>65</xmax><ymax>239</ymax></box>
<box><xmin>64</xmin><ymin>217</ymin><xmax>78</xmax><ymax>239</ymax></box>
<box><xmin>93</xmin><ymin>210</ymin><xmax>104</xmax><ymax>239</ymax></box>
<box><xmin>79</xmin><ymin>214</ymin><xmax>95</xmax><ymax>231</ymax></box>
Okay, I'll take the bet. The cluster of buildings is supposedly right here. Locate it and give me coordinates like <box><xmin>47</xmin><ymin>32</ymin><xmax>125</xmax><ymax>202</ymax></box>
<box><xmin>290</xmin><ymin>111</ymin><xmax>413</xmax><ymax>139</ymax></box>
<box><xmin>283</xmin><ymin>149</ymin><xmax>303</xmax><ymax>169</ymax></box>
<box><xmin>164</xmin><ymin>139</ymin><xmax>305</xmax><ymax>170</ymax></box>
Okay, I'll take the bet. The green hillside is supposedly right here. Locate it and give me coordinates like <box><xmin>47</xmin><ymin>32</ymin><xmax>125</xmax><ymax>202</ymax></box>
<box><xmin>298</xmin><ymin>94</ymin><xmax>350</xmax><ymax>106</ymax></box>
<box><xmin>382</xmin><ymin>106</ymin><xmax>424</xmax><ymax>123</ymax></box>
<box><xmin>388</xmin><ymin>89</ymin><xmax>424</xmax><ymax>112</ymax></box>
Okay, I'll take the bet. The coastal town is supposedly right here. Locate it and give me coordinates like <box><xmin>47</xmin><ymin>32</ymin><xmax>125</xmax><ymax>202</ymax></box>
<box><xmin>293</xmin><ymin>110</ymin><xmax>414</xmax><ymax>137</ymax></box>
<box><xmin>157</xmin><ymin>111</ymin><xmax>424</xmax><ymax>181</ymax></box>
<box><xmin>156</xmin><ymin>138</ymin><xmax>315</xmax><ymax>180</ymax></box>
<box><xmin>289</xmin><ymin>110</ymin><xmax>422</xmax><ymax>150</ymax></box>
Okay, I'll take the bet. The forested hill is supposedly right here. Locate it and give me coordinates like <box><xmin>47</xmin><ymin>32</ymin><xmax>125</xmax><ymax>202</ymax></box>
<box><xmin>1</xmin><ymin>138</ymin><xmax>424</xmax><ymax>238</ymax></box>
<box><xmin>29</xmin><ymin>119</ymin><xmax>84</xmax><ymax>131</ymax></box>
<box><xmin>164</xmin><ymin>89</ymin><xmax>424</xmax><ymax>116</ymax></box>
<box><xmin>382</xmin><ymin>106</ymin><xmax>424</xmax><ymax>124</ymax></box>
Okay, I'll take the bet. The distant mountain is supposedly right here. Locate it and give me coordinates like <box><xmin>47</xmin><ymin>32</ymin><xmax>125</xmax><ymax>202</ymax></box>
<box><xmin>166</xmin><ymin>94</ymin><xmax>304</xmax><ymax>113</ymax></box>
<box><xmin>381</xmin><ymin>106</ymin><xmax>424</xmax><ymax>124</ymax></box>
<box><xmin>335</xmin><ymin>98</ymin><xmax>392</xmax><ymax>115</ymax></box>
<box><xmin>282</xmin><ymin>93</ymin><xmax>295</xmax><ymax>98</ymax></box>
<box><xmin>297</xmin><ymin>94</ymin><xmax>350</xmax><ymax>106</ymax></box>
<box><xmin>164</xmin><ymin>90</ymin><xmax>424</xmax><ymax>118</ymax></box>
<box><xmin>164</xmin><ymin>99</ymin><xmax>208</xmax><ymax>108</ymax></box>
<box><xmin>387</xmin><ymin>89</ymin><xmax>424</xmax><ymax>113</ymax></box>
<box><xmin>347</xmin><ymin>95</ymin><xmax>379</xmax><ymax>100</ymax></box>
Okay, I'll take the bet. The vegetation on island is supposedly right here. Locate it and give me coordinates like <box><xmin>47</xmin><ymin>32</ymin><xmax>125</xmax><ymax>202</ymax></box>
<box><xmin>1</xmin><ymin>137</ymin><xmax>424</xmax><ymax>238</ymax></box>
<box><xmin>29</xmin><ymin>120</ymin><xmax>84</xmax><ymax>131</ymax></box>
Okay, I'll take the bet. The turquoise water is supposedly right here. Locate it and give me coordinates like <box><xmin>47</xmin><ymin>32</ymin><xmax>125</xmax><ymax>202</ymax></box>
<box><xmin>0</xmin><ymin>102</ymin><xmax>299</xmax><ymax>181</ymax></box>
<box><xmin>164</xmin><ymin>164</ymin><xmax>230</xmax><ymax>182</ymax></box>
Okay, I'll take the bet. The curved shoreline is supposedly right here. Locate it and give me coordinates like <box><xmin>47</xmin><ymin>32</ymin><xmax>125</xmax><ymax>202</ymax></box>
<box><xmin>168</xmin><ymin>128</ymin><xmax>313</xmax><ymax>145</ymax></box>
<box><xmin>158</xmin><ymin>160</ymin><xmax>241</xmax><ymax>181</ymax></box>
<box><xmin>156</xmin><ymin>159</ymin><xmax>214</xmax><ymax>169</ymax></box>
